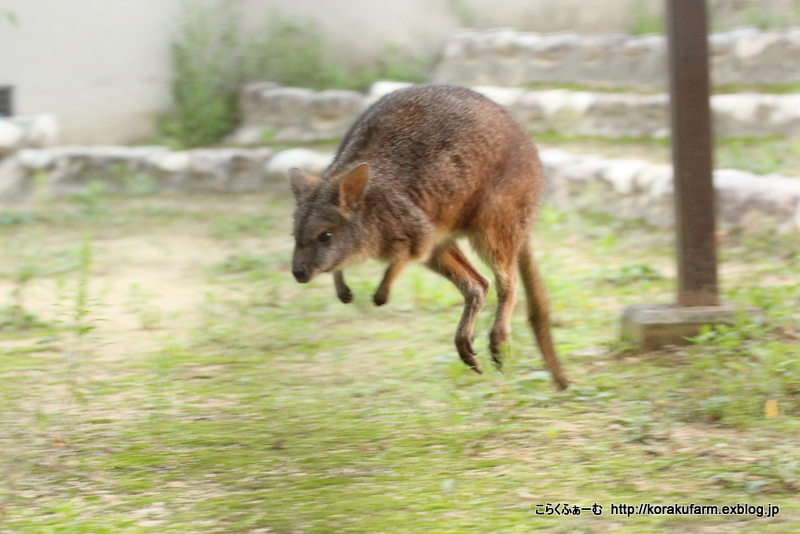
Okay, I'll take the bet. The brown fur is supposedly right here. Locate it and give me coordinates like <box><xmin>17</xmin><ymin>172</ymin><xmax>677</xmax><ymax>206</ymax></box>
<box><xmin>289</xmin><ymin>85</ymin><xmax>569</xmax><ymax>390</ymax></box>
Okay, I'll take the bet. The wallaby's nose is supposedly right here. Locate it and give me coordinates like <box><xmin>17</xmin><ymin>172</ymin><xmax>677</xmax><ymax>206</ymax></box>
<box><xmin>292</xmin><ymin>266</ymin><xmax>310</xmax><ymax>283</ymax></box>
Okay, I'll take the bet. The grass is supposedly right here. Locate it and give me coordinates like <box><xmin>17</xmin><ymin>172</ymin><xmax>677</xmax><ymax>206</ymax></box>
<box><xmin>0</xmin><ymin>193</ymin><xmax>799</xmax><ymax>532</ymax></box>
<box><xmin>628</xmin><ymin>0</ymin><xmax>664</xmax><ymax>36</ymax></box>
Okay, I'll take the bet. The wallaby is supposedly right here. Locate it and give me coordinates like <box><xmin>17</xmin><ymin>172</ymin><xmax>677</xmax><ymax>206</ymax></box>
<box><xmin>288</xmin><ymin>84</ymin><xmax>569</xmax><ymax>390</ymax></box>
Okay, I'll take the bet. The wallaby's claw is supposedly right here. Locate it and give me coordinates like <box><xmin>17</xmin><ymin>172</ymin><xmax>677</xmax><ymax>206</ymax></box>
<box><xmin>491</xmin><ymin>353</ymin><xmax>504</xmax><ymax>371</ymax></box>
<box><xmin>455</xmin><ymin>336</ymin><xmax>482</xmax><ymax>373</ymax></box>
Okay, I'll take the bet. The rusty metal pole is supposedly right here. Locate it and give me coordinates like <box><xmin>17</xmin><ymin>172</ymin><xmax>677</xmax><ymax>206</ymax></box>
<box><xmin>666</xmin><ymin>0</ymin><xmax>719</xmax><ymax>307</ymax></box>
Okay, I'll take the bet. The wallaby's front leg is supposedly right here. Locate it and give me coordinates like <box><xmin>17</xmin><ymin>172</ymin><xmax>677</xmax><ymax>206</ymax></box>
<box><xmin>425</xmin><ymin>243</ymin><xmax>490</xmax><ymax>373</ymax></box>
<box><xmin>333</xmin><ymin>270</ymin><xmax>353</xmax><ymax>304</ymax></box>
<box><xmin>373</xmin><ymin>260</ymin><xmax>408</xmax><ymax>306</ymax></box>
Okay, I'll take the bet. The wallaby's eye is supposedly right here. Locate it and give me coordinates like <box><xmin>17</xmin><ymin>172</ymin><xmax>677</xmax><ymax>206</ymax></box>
<box><xmin>318</xmin><ymin>231</ymin><xmax>332</xmax><ymax>243</ymax></box>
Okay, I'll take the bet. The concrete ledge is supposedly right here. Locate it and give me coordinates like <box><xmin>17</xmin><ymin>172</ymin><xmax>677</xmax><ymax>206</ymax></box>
<box><xmin>621</xmin><ymin>302</ymin><xmax>761</xmax><ymax>350</ymax></box>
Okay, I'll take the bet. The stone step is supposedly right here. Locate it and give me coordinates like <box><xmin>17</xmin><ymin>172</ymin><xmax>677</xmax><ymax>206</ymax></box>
<box><xmin>231</xmin><ymin>81</ymin><xmax>800</xmax><ymax>143</ymax></box>
<box><xmin>434</xmin><ymin>27</ymin><xmax>800</xmax><ymax>90</ymax></box>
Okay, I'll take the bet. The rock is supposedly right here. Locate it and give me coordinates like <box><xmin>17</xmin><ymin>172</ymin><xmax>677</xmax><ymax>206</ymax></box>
<box><xmin>265</xmin><ymin>149</ymin><xmax>334</xmax><ymax>188</ymax></box>
<box><xmin>0</xmin><ymin>157</ymin><xmax>31</xmax><ymax>202</ymax></box>
<box><xmin>228</xmin><ymin>148</ymin><xmax>273</xmax><ymax>192</ymax></box>
<box><xmin>249</xmin><ymin>86</ymin><xmax>315</xmax><ymax>142</ymax></box>
<box><xmin>472</xmin><ymin>86</ymin><xmax>525</xmax><ymax>108</ymax></box>
<box><xmin>186</xmin><ymin>148</ymin><xmax>274</xmax><ymax>192</ymax></box>
<box><xmin>17</xmin><ymin>149</ymin><xmax>55</xmax><ymax>170</ymax></box>
<box><xmin>0</xmin><ymin>120</ymin><xmax>24</xmax><ymax>157</ymax></box>
<box><xmin>152</xmin><ymin>151</ymin><xmax>190</xmax><ymax>174</ymax></box>
<box><xmin>364</xmin><ymin>81</ymin><xmax>414</xmax><ymax>108</ymax></box>
<box><xmin>15</xmin><ymin>114</ymin><xmax>60</xmax><ymax>147</ymax></box>
<box><xmin>309</xmin><ymin>90</ymin><xmax>364</xmax><ymax>139</ymax></box>
<box><xmin>599</xmin><ymin>160</ymin><xmax>651</xmax><ymax>195</ymax></box>
<box><xmin>735</xmin><ymin>32</ymin><xmax>781</xmax><ymax>60</ymax></box>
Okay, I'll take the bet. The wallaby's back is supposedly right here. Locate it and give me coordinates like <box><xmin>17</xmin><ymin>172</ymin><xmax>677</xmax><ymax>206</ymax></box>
<box><xmin>326</xmin><ymin>85</ymin><xmax>543</xmax><ymax>236</ymax></box>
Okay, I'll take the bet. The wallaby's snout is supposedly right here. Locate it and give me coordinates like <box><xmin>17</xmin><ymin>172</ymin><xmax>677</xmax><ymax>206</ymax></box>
<box><xmin>292</xmin><ymin>263</ymin><xmax>310</xmax><ymax>283</ymax></box>
<box><xmin>291</xmin><ymin>244</ymin><xmax>319</xmax><ymax>283</ymax></box>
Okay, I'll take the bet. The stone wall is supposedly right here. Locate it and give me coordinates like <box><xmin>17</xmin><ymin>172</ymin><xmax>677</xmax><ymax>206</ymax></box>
<box><xmin>433</xmin><ymin>27</ymin><xmax>800</xmax><ymax>89</ymax></box>
<box><xmin>231</xmin><ymin>81</ymin><xmax>800</xmax><ymax>143</ymax></box>
<box><xmin>540</xmin><ymin>149</ymin><xmax>800</xmax><ymax>233</ymax></box>
<box><xmin>0</xmin><ymin>145</ymin><xmax>337</xmax><ymax>202</ymax></box>
<box><xmin>3</xmin><ymin>143</ymin><xmax>800</xmax><ymax>235</ymax></box>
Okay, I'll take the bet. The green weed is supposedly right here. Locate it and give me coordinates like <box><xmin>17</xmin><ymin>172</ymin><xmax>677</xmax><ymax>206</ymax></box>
<box><xmin>448</xmin><ymin>0</ymin><xmax>477</xmax><ymax>27</ymax></box>
<box><xmin>628</xmin><ymin>0</ymin><xmax>664</xmax><ymax>35</ymax></box>
<box><xmin>158</xmin><ymin>5</ymin><xmax>429</xmax><ymax>149</ymax></box>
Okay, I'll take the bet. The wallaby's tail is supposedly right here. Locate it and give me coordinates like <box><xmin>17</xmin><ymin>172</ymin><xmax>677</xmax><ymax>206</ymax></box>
<box><xmin>518</xmin><ymin>241</ymin><xmax>570</xmax><ymax>390</ymax></box>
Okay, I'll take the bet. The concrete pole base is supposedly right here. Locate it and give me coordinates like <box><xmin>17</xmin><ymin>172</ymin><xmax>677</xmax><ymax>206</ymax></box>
<box><xmin>621</xmin><ymin>303</ymin><xmax>762</xmax><ymax>350</ymax></box>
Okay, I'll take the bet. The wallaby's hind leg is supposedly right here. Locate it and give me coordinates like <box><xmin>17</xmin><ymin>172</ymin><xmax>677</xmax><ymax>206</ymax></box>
<box><xmin>471</xmin><ymin>235</ymin><xmax>519</xmax><ymax>369</ymax></box>
<box><xmin>425</xmin><ymin>242</ymin><xmax>490</xmax><ymax>373</ymax></box>
<box><xmin>334</xmin><ymin>271</ymin><xmax>353</xmax><ymax>304</ymax></box>
<box><xmin>486</xmin><ymin>258</ymin><xmax>518</xmax><ymax>370</ymax></box>
<box><xmin>373</xmin><ymin>259</ymin><xmax>408</xmax><ymax>306</ymax></box>
<box><xmin>518</xmin><ymin>242</ymin><xmax>570</xmax><ymax>390</ymax></box>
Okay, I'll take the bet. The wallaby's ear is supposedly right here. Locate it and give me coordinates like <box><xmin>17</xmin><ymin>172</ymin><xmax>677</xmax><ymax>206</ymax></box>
<box><xmin>339</xmin><ymin>163</ymin><xmax>370</xmax><ymax>211</ymax></box>
<box><xmin>289</xmin><ymin>168</ymin><xmax>321</xmax><ymax>199</ymax></box>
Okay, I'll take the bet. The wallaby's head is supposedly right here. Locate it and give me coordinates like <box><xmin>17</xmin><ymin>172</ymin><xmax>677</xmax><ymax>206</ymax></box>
<box><xmin>289</xmin><ymin>163</ymin><xmax>370</xmax><ymax>283</ymax></box>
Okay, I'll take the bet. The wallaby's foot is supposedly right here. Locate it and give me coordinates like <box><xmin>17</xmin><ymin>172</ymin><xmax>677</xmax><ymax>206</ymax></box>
<box><xmin>553</xmin><ymin>373</ymin><xmax>570</xmax><ymax>391</ymax></box>
<box><xmin>490</xmin><ymin>352</ymin><xmax>503</xmax><ymax>371</ymax></box>
<box><xmin>489</xmin><ymin>329</ymin><xmax>509</xmax><ymax>371</ymax></box>
<box><xmin>455</xmin><ymin>336</ymin><xmax>482</xmax><ymax>373</ymax></box>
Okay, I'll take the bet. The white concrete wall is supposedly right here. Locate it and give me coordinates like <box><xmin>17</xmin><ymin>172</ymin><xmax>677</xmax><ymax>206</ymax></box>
<box><xmin>0</xmin><ymin>0</ymin><xmax>191</xmax><ymax>144</ymax></box>
<box><xmin>0</xmin><ymin>0</ymin><xmax>795</xmax><ymax>144</ymax></box>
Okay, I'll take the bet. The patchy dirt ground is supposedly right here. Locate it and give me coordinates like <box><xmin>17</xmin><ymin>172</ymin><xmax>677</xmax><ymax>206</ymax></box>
<box><xmin>1</xmin><ymin>192</ymin><xmax>798</xmax><ymax>533</ymax></box>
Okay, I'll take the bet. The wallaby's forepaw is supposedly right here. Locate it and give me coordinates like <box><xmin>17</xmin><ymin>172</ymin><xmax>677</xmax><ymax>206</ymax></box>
<box><xmin>337</xmin><ymin>287</ymin><xmax>353</xmax><ymax>304</ymax></box>
<box><xmin>373</xmin><ymin>291</ymin><xmax>388</xmax><ymax>306</ymax></box>
<box><xmin>333</xmin><ymin>271</ymin><xmax>353</xmax><ymax>304</ymax></box>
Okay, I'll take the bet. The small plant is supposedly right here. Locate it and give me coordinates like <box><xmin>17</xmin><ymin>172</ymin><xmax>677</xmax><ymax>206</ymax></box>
<box><xmin>54</xmin><ymin>236</ymin><xmax>101</xmax><ymax>417</ymax></box>
<box><xmin>0</xmin><ymin>10</ymin><xmax>17</xmax><ymax>26</ymax></box>
<box><xmin>595</xmin><ymin>263</ymin><xmax>663</xmax><ymax>286</ymax></box>
<box><xmin>126</xmin><ymin>283</ymin><xmax>163</xmax><ymax>330</ymax></box>
<box><xmin>110</xmin><ymin>164</ymin><xmax>159</xmax><ymax>196</ymax></box>
<box><xmin>628</xmin><ymin>0</ymin><xmax>664</xmax><ymax>36</ymax></box>
<box><xmin>209</xmin><ymin>213</ymin><xmax>277</xmax><ymax>239</ymax></box>
<box><xmin>157</xmin><ymin>1</ymin><xmax>242</xmax><ymax>148</ymax></box>
<box><xmin>158</xmin><ymin>4</ymin><xmax>430</xmax><ymax>148</ymax></box>
<box><xmin>743</xmin><ymin>6</ymin><xmax>781</xmax><ymax>31</ymax></box>
<box><xmin>0</xmin><ymin>210</ymin><xmax>36</xmax><ymax>226</ymax></box>
<box><xmin>448</xmin><ymin>0</ymin><xmax>477</xmax><ymax>27</ymax></box>
<box><xmin>71</xmin><ymin>180</ymin><xmax>108</xmax><ymax>215</ymax></box>
<box><xmin>0</xmin><ymin>233</ymin><xmax>81</xmax><ymax>331</ymax></box>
